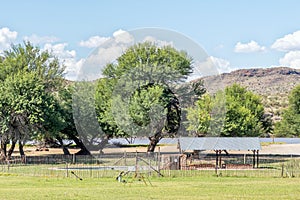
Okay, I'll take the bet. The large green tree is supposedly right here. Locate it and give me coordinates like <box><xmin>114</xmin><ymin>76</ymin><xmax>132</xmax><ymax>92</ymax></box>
<box><xmin>95</xmin><ymin>42</ymin><xmax>198</xmax><ymax>151</ymax></box>
<box><xmin>223</xmin><ymin>84</ymin><xmax>271</xmax><ymax>136</ymax></box>
<box><xmin>187</xmin><ymin>94</ymin><xmax>214</xmax><ymax>136</ymax></box>
<box><xmin>275</xmin><ymin>85</ymin><xmax>300</xmax><ymax>137</ymax></box>
<box><xmin>56</xmin><ymin>84</ymin><xmax>93</xmax><ymax>155</ymax></box>
<box><xmin>0</xmin><ymin>42</ymin><xmax>65</xmax><ymax>159</ymax></box>
<box><xmin>187</xmin><ymin>84</ymin><xmax>271</xmax><ymax>137</ymax></box>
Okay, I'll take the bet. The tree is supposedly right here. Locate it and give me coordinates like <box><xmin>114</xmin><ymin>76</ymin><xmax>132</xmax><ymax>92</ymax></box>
<box><xmin>56</xmin><ymin>84</ymin><xmax>92</xmax><ymax>155</ymax></box>
<box><xmin>186</xmin><ymin>94</ymin><xmax>212</xmax><ymax>136</ymax></box>
<box><xmin>72</xmin><ymin>81</ymin><xmax>109</xmax><ymax>154</ymax></box>
<box><xmin>275</xmin><ymin>85</ymin><xmax>300</xmax><ymax>137</ymax></box>
<box><xmin>0</xmin><ymin>42</ymin><xmax>65</xmax><ymax>159</ymax></box>
<box><xmin>95</xmin><ymin>79</ymin><xmax>121</xmax><ymax>135</ymax></box>
<box><xmin>186</xmin><ymin>91</ymin><xmax>225</xmax><ymax>136</ymax></box>
<box><xmin>222</xmin><ymin>84</ymin><xmax>270</xmax><ymax>137</ymax></box>
<box><xmin>186</xmin><ymin>84</ymin><xmax>271</xmax><ymax>137</ymax></box>
<box><xmin>96</xmin><ymin>42</ymin><xmax>197</xmax><ymax>152</ymax></box>
<box><xmin>128</xmin><ymin>83</ymin><xmax>181</xmax><ymax>152</ymax></box>
<box><xmin>0</xmin><ymin>42</ymin><xmax>63</xmax><ymax>89</ymax></box>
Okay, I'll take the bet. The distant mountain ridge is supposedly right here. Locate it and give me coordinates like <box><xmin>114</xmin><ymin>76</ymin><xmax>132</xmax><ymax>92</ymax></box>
<box><xmin>201</xmin><ymin>67</ymin><xmax>300</xmax><ymax>121</ymax></box>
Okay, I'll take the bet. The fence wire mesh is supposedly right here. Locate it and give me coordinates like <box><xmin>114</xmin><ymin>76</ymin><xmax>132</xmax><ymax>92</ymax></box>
<box><xmin>1</xmin><ymin>152</ymin><xmax>300</xmax><ymax>179</ymax></box>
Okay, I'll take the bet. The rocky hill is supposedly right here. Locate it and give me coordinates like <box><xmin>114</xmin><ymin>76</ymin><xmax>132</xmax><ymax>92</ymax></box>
<box><xmin>200</xmin><ymin>67</ymin><xmax>300</xmax><ymax>121</ymax></box>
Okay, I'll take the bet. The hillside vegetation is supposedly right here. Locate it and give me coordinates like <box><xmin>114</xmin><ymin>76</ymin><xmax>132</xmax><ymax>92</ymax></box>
<box><xmin>201</xmin><ymin>67</ymin><xmax>300</xmax><ymax>122</ymax></box>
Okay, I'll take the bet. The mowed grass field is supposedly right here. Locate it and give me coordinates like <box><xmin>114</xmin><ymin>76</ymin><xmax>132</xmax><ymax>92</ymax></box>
<box><xmin>0</xmin><ymin>174</ymin><xmax>299</xmax><ymax>200</ymax></box>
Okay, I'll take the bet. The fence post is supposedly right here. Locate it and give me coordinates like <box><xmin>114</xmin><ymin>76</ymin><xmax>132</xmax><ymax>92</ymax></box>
<box><xmin>291</xmin><ymin>159</ymin><xmax>294</xmax><ymax>178</ymax></box>
<box><xmin>215</xmin><ymin>150</ymin><xmax>218</xmax><ymax>174</ymax></box>
<box><xmin>252</xmin><ymin>150</ymin><xmax>256</xmax><ymax>168</ymax></box>
<box><xmin>158</xmin><ymin>147</ymin><xmax>161</xmax><ymax>177</ymax></box>
<box><xmin>149</xmin><ymin>155</ymin><xmax>152</xmax><ymax>176</ymax></box>
<box><xmin>66</xmin><ymin>162</ymin><xmax>69</xmax><ymax>177</ymax></box>
<box><xmin>281</xmin><ymin>163</ymin><xmax>284</xmax><ymax>177</ymax></box>
<box><xmin>7</xmin><ymin>160</ymin><xmax>10</xmax><ymax>172</ymax></box>
<box><xmin>72</xmin><ymin>154</ymin><xmax>76</xmax><ymax>164</ymax></box>
<box><xmin>135</xmin><ymin>150</ymin><xmax>138</xmax><ymax>174</ymax></box>
<box><xmin>124</xmin><ymin>151</ymin><xmax>127</xmax><ymax>166</ymax></box>
<box><xmin>256</xmin><ymin>150</ymin><xmax>259</xmax><ymax>168</ymax></box>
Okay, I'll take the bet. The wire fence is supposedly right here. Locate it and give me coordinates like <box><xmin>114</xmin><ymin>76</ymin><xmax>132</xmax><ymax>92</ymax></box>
<box><xmin>1</xmin><ymin>152</ymin><xmax>300</xmax><ymax>179</ymax></box>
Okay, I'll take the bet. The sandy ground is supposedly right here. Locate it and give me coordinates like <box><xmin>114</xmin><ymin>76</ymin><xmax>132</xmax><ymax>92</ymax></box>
<box><xmin>11</xmin><ymin>143</ymin><xmax>300</xmax><ymax>156</ymax></box>
<box><xmin>260</xmin><ymin>143</ymin><xmax>300</xmax><ymax>155</ymax></box>
<box><xmin>12</xmin><ymin>147</ymin><xmax>79</xmax><ymax>156</ymax></box>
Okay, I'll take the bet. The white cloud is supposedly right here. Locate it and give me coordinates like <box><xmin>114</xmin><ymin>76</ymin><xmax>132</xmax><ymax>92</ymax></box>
<box><xmin>113</xmin><ymin>29</ymin><xmax>134</xmax><ymax>44</ymax></box>
<box><xmin>272</xmin><ymin>31</ymin><xmax>300</xmax><ymax>52</ymax></box>
<box><xmin>43</xmin><ymin>43</ymin><xmax>76</xmax><ymax>58</ymax></box>
<box><xmin>279</xmin><ymin>51</ymin><xmax>300</xmax><ymax>69</ymax></box>
<box><xmin>188</xmin><ymin>56</ymin><xmax>232</xmax><ymax>81</ymax></box>
<box><xmin>79</xmin><ymin>41</ymin><xmax>132</xmax><ymax>81</ymax></box>
<box><xmin>64</xmin><ymin>58</ymin><xmax>85</xmax><ymax>80</ymax></box>
<box><xmin>142</xmin><ymin>36</ymin><xmax>174</xmax><ymax>47</ymax></box>
<box><xmin>39</xmin><ymin>29</ymin><xmax>134</xmax><ymax>80</ymax></box>
<box><xmin>42</xmin><ymin>43</ymin><xmax>83</xmax><ymax>80</ymax></box>
<box><xmin>79</xmin><ymin>29</ymin><xmax>134</xmax><ymax>49</ymax></box>
<box><xmin>79</xmin><ymin>36</ymin><xmax>110</xmax><ymax>48</ymax></box>
<box><xmin>23</xmin><ymin>34</ymin><xmax>58</xmax><ymax>45</ymax></box>
<box><xmin>234</xmin><ymin>40</ymin><xmax>266</xmax><ymax>53</ymax></box>
<box><xmin>77</xmin><ymin>30</ymin><xmax>135</xmax><ymax>81</ymax></box>
<box><xmin>210</xmin><ymin>56</ymin><xmax>234</xmax><ymax>73</ymax></box>
<box><xmin>0</xmin><ymin>27</ymin><xmax>18</xmax><ymax>52</ymax></box>
<box><xmin>274</xmin><ymin>31</ymin><xmax>300</xmax><ymax>69</ymax></box>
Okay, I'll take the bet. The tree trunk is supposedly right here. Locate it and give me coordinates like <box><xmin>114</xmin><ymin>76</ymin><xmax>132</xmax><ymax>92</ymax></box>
<box><xmin>69</xmin><ymin>135</ymin><xmax>91</xmax><ymax>155</ymax></box>
<box><xmin>1</xmin><ymin>142</ymin><xmax>7</xmax><ymax>155</ymax></box>
<box><xmin>1</xmin><ymin>139</ymin><xmax>8</xmax><ymax>155</ymax></box>
<box><xmin>57</xmin><ymin>137</ymin><xmax>70</xmax><ymax>155</ymax></box>
<box><xmin>98</xmin><ymin>136</ymin><xmax>110</xmax><ymax>154</ymax></box>
<box><xmin>147</xmin><ymin>132</ymin><xmax>162</xmax><ymax>152</ymax></box>
<box><xmin>0</xmin><ymin>141</ymin><xmax>7</xmax><ymax>160</ymax></box>
<box><xmin>7</xmin><ymin>140</ymin><xmax>16</xmax><ymax>159</ymax></box>
<box><xmin>19</xmin><ymin>141</ymin><xmax>25</xmax><ymax>156</ymax></box>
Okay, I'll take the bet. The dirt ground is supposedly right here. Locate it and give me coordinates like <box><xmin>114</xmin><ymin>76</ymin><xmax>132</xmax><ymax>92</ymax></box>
<box><xmin>259</xmin><ymin>143</ymin><xmax>300</xmax><ymax>155</ymax></box>
<box><xmin>11</xmin><ymin>143</ymin><xmax>300</xmax><ymax>156</ymax></box>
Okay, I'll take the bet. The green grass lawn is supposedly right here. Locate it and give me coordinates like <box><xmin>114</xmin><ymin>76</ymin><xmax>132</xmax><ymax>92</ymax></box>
<box><xmin>0</xmin><ymin>174</ymin><xmax>299</xmax><ymax>200</ymax></box>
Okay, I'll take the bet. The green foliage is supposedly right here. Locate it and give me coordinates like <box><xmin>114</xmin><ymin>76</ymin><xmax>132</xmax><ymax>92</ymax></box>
<box><xmin>187</xmin><ymin>84</ymin><xmax>271</xmax><ymax>137</ymax></box>
<box><xmin>186</xmin><ymin>90</ymin><xmax>225</xmax><ymax>136</ymax></box>
<box><xmin>127</xmin><ymin>83</ymin><xmax>181</xmax><ymax>137</ymax></box>
<box><xmin>103</xmin><ymin>42</ymin><xmax>192</xmax><ymax>81</ymax></box>
<box><xmin>186</xmin><ymin>94</ymin><xmax>212</xmax><ymax>136</ymax></box>
<box><xmin>54</xmin><ymin>83</ymin><xmax>93</xmax><ymax>154</ymax></box>
<box><xmin>0</xmin><ymin>42</ymin><xmax>64</xmax><ymax>90</ymax></box>
<box><xmin>95</xmin><ymin>78</ymin><xmax>122</xmax><ymax>137</ymax></box>
<box><xmin>96</xmin><ymin>42</ymin><xmax>194</xmax><ymax>142</ymax></box>
<box><xmin>222</xmin><ymin>84</ymin><xmax>268</xmax><ymax>137</ymax></box>
<box><xmin>0</xmin><ymin>42</ymin><xmax>65</xmax><ymax>157</ymax></box>
<box><xmin>129</xmin><ymin>84</ymin><xmax>165</xmax><ymax>127</ymax></box>
<box><xmin>275</xmin><ymin>85</ymin><xmax>300</xmax><ymax>137</ymax></box>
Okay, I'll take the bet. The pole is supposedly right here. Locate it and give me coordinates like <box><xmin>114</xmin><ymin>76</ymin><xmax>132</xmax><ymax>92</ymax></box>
<box><xmin>256</xmin><ymin>150</ymin><xmax>259</xmax><ymax>168</ymax></box>
<box><xmin>66</xmin><ymin>162</ymin><xmax>69</xmax><ymax>177</ymax></box>
<box><xmin>149</xmin><ymin>157</ymin><xmax>152</xmax><ymax>176</ymax></box>
<box><xmin>124</xmin><ymin>151</ymin><xmax>127</xmax><ymax>166</ymax></box>
<box><xmin>72</xmin><ymin>154</ymin><xmax>76</xmax><ymax>164</ymax></box>
<box><xmin>215</xmin><ymin>150</ymin><xmax>219</xmax><ymax>174</ymax></box>
<box><xmin>158</xmin><ymin>147</ymin><xmax>161</xmax><ymax>177</ymax></box>
<box><xmin>135</xmin><ymin>150</ymin><xmax>138</xmax><ymax>176</ymax></box>
<box><xmin>219</xmin><ymin>150</ymin><xmax>222</xmax><ymax>168</ymax></box>
<box><xmin>252</xmin><ymin>150</ymin><xmax>256</xmax><ymax>168</ymax></box>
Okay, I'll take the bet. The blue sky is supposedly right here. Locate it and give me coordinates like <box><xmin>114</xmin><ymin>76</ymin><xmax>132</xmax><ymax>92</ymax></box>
<box><xmin>1</xmin><ymin>0</ymin><xmax>300</xmax><ymax>79</ymax></box>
